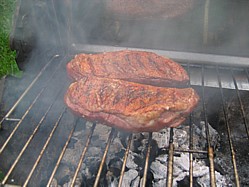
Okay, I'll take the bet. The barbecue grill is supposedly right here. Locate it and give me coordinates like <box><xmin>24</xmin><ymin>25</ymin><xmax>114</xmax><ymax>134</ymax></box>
<box><xmin>1</xmin><ymin>0</ymin><xmax>249</xmax><ymax>187</ymax></box>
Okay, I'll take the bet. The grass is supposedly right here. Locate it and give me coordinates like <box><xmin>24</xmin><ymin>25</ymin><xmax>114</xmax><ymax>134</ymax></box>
<box><xmin>0</xmin><ymin>0</ymin><xmax>22</xmax><ymax>78</ymax></box>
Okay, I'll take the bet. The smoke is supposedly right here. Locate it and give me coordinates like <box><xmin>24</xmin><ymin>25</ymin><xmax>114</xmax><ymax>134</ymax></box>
<box><xmin>13</xmin><ymin>0</ymin><xmax>249</xmax><ymax>59</ymax></box>
<box><xmin>24</xmin><ymin>0</ymin><xmax>106</xmax><ymax>50</ymax></box>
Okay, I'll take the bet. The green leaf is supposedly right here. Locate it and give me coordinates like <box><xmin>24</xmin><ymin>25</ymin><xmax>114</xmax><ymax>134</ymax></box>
<box><xmin>0</xmin><ymin>0</ymin><xmax>21</xmax><ymax>78</ymax></box>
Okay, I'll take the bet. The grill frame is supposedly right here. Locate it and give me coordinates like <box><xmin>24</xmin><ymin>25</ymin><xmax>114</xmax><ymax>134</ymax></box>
<box><xmin>0</xmin><ymin>46</ymin><xmax>249</xmax><ymax>187</ymax></box>
<box><xmin>3</xmin><ymin>0</ymin><xmax>249</xmax><ymax>185</ymax></box>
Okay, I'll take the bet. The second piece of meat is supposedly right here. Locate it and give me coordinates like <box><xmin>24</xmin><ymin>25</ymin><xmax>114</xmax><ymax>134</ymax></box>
<box><xmin>64</xmin><ymin>76</ymin><xmax>199</xmax><ymax>132</ymax></box>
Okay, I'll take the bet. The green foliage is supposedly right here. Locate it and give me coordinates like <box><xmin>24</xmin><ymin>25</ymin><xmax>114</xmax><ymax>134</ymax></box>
<box><xmin>0</xmin><ymin>0</ymin><xmax>22</xmax><ymax>78</ymax></box>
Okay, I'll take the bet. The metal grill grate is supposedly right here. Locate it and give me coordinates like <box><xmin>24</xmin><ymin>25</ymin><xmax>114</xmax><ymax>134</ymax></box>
<box><xmin>0</xmin><ymin>48</ymin><xmax>249</xmax><ymax>187</ymax></box>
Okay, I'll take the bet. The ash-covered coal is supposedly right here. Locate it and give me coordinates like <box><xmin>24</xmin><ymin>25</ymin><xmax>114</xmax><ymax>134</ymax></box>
<box><xmin>122</xmin><ymin>121</ymin><xmax>229</xmax><ymax>187</ymax></box>
<box><xmin>51</xmin><ymin>119</ymin><xmax>232</xmax><ymax>187</ymax></box>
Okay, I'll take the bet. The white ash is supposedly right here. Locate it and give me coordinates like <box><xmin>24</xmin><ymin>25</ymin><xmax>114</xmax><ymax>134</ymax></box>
<box><xmin>53</xmin><ymin>120</ymin><xmax>231</xmax><ymax>187</ymax></box>
<box><xmin>143</xmin><ymin>152</ymin><xmax>228</xmax><ymax>187</ymax></box>
<box><xmin>153</xmin><ymin>179</ymin><xmax>167</xmax><ymax>187</ymax></box>
<box><xmin>126</xmin><ymin>153</ymin><xmax>139</xmax><ymax>169</ymax></box>
<box><xmin>152</xmin><ymin>121</ymin><xmax>220</xmax><ymax>151</ymax></box>
<box><xmin>150</xmin><ymin>159</ymin><xmax>167</xmax><ymax>179</ymax></box>
<box><xmin>122</xmin><ymin>121</ymin><xmax>229</xmax><ymax>187</ymax></box>
<box><xmin>121</xmin><ymin>169</ymin><xmax>139</xmax><ymax>186</ymax></box>
<box><xmin>197</xmin><ymin>171</ymin><xmax>229</xmax><ymax>187</ymax></box>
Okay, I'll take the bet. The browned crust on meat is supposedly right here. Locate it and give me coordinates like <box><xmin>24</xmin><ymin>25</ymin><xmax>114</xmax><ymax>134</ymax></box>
<box><xmin>66</xmin><ymin>50</ymin><xmax>189</xmax><ymax>87</ymax></box>
<box><xmin>64</xmin><ymin>76</ymin><xmax>199</xmax><ymax>132</ymax></box>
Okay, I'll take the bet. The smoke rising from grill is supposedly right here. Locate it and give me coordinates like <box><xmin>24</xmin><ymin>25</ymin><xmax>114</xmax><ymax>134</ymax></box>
<box><xmin>14</xmin><ymin>0</ymin><xmax>248</xmax><ymax>58</ymax></box>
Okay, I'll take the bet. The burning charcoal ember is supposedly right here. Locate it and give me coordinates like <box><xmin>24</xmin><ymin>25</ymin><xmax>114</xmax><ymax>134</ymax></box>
<box><xmin>195</xmin><ymin>121</ymin><xmax>220</xmax><ymax>149</ymax></box>
<box><xmin>193</xmin><ymin>161</ymin><xmax>210</xmax><ymax>177</ymax></box>
<box><xmin>150</xmin><ymin>121</ymin><xmax>228</xmax><ymax>186</ymax></box>
<box><xmin>130</xmin><ymin>133</ymin><xmax>147</xmax><ymax>152</ymax></box>
<box><xmin>172</xmin><ymin>154</ymin><xmax>203</xmax><ymax>185</ymax></box>
<box><xmin>81</xmin><ymin>159</ymin><xmax>108</xmax><ymax>187</ymax></box>
<box><xmin>61</xmin><ymin>123</ymin><xmax>93</xmax><ymax>166</ymax></box>
<box><xmin>54</xmin><ymin>120</ymin><xmax>230</xmax><ymax>187</ymax></box>
<box><xmin>126</xmin><ymin>153</ymin><xmax>139</xmax><ymax>169</ymax></box>
<box><xmin>52</xmin><ymin>163</ymin><xmax>72</xmax><ymax>186</ymax></box>
<box><xmin>153</xmin><ymin>179</ymin><xmax>167</xmax><ymax>187</ymax></box>
<box><xmin>49</xmin><ymin>178</ymin><xmax>58</xmax><ymax>187</ymax></box>
<box><xmin>121</xmin><ymin>169</ymin><xmax>140</xmax><ymax>186</ymax></box>
<box><xmin>172</xmin><ymin>154</ymin><xmax>229</xmax><ymax>186</ymax></box>
<box><xmin>182</xmin><ymin>122</ymin><xmax>220</xmax><ymax>154</ymax></box>
<box><xmin>154</xmin><ymin>154</ymin><xmax>167</xmax><ymax>164</ymax></box>
<box><xmin>62</xmin><ymin>174</ymin><xmax>83</xmax><ymax>187</ymax></box>
<box><xmin>91</xmin><ymin>123</ymin><xmax>112</xmax><ymax>144</ymax></box>
<box><xmin>150</xmin><ymin>160</ymin><xmax>167</xmax><ymax>179</ymax></box>
<box><xmin>106</xmin><ymin>170</ymin><xmax>119</xmax><ymax>186</ymax></box>
<box><xmin>152</xmin><ymin>121</ymin><xmax>219</xmax><ymax>152</ymax></box>
<box><xmin>172</xmin><ymin>128</ymin><xmax>189</xmax><ymax>148</ymax></box>
<box><xmin>174</xmin><ymin>153</ymin><xmax>189</xmax><ymax>171</ymax></box>
<box><xmin>152</xmin><ymin>129</ymin><xmax>170</xmax><ymax>148</ymax></box>
<box><xmin>108</xmin><ymin>157</ymin><xmax>124</xmax><ymax>177</ymax></box>
<box><xmin>107</xmin><ymin>136</ymin><xmax>125</xmax><ymax>155</ymax></box>
<box><xmin>197</xmin><ymin>171</ymin><xmax>230</xmax><ymax>187</ymax></box>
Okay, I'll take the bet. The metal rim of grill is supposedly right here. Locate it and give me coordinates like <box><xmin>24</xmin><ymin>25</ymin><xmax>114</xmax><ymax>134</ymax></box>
<box><xmin>0</xmin><ymin>45</ymin><xmax>248</xmax><ymax>187</ymax></box>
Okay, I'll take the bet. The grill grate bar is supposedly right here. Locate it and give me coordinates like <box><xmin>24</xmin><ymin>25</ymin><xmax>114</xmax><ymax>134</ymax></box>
<box><xmin>0</xmin><ymin>55</ymin><xmax>60</xmax><ymax>128</ymax></box>
<box><xmin>201</xmin><ymin>65</ymin><xmax>217</xmax><ymax>187</ymax></box>
<box><xmin>4</xmin><ymin>118</ymin><xmax>21</xmax><ymax>122</ymax></box>
<box><xmin>70</xmin><ymin>123</ymin><xmax>96</xmax><ymax>187</ymax></box>
<box><xmin>93</xmin><ymin>128</ymin><xmax>115</xmax><ymax>187</ymax></box>
<box><xmin>189</xmin><ymin>115</ymin><xmax>194</xmax><ymax>187</ymax></box>
<box><xmin>0</xmin><ymin>88</ymin><xmax>44</xmax><ymax>155</ymax></box>
<box><xmin>216</xmin><ymin>66</ymin><xmax>240</xmax><ymax>186</ymax></box>
<box><xmin>118</xmin><ymin>133</ymin><xmax>133</xmax><ymax>187</ymax></box>
<box><xmin>231</xmin><ymin>69</ymin><xmax>249</xmax><ymax>141</ymax></box>
<box><xmin>166</xmin><ymin>128</ymin><xmax>174</xmax><ymax>187</ymax></box>
<box><xmin>208</xmin><ymin>147</ymin><xmax>216</xmax><ymax>187</ymax></box>
<box><xmin>46</xmin><ymin>118</ymin><xmax>79</xmax><ymax>187</ymax></box>
<box><xmin>141</xmin><ymin>132</ymin><xmax>152</xmax><ymax>187</ymax></box>
<box><xmin>201</xmin><ymin>65</ymin><xmax>212</xmax><ymax>148</ymax></box>
<box><xmin>1</xmin><ymin>99</ymin><xmax>54</xmax><ymax>185</ymax></box>
<box><xmin>187</xmin><ymin>63</ymin><xmax>195</xmax><ymax>187</ymax></box>
<box><xmin>23</xmin><ymin>108</ymin><xmax>67</xmax><ymax>187</ymax></box>
<box><xmin>164</xmin><ymin>148</ymin><xmax>208</xmax><ymax>154</ymax></box>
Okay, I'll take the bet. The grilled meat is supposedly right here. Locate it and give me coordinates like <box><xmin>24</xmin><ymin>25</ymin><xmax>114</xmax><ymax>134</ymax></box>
<box><xmin>66</xmin><ymin>50</ymin><xmax>189</xmax><ymax>87</ymax></box>
<box><xmin>64</xmin><ymin>76</ymin><xmax>199</xmax><ymax>132</ymax></box>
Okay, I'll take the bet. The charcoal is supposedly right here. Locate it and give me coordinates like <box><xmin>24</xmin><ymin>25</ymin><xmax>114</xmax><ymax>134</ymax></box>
<box><xmin>108</xmin><ymin>157</ymin><xmax>124</xmax><ymax>177</ymax></box>
<box><xmin>121</xmin><ymin>169</ymin><xmax>139</xmax><ymax>186</ymax></box>
<box><xmin>126</xmin><ymin>153</ymin><xmax>138</xmax><ymax>169</ymax></box>
<box><xmin>150</xmin><ymin>160</ymin><xmax>167</xmax><ymax>179</ymax></box>
<box><xmin>54</xmin><ymin>121</ymin><xmax>230</xmax><ymax>187</ymax></box>
<box><xmin>177</xmin><ymin>176</ymin><xmax>201</xmax><ymax>187</ymax></box>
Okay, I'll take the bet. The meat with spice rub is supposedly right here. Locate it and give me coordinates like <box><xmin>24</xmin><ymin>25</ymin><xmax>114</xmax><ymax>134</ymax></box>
<box><xmin>66</xmin><ymin>50</ymin><xmax>189</xmax><ymax>87</ymax></box>
<box><xmin>64</xmin><ymin>76</ymin><xmax>199</xmax><ymax>132</ymax></box>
